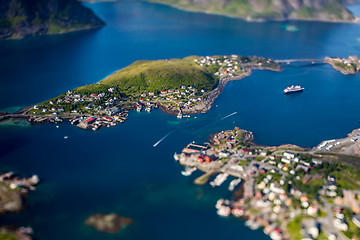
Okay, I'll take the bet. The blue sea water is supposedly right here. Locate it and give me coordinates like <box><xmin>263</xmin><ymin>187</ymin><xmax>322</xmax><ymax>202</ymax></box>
<box><xmin>1</xmin><ymin>1</ymin><xmax>360</xmax><ymax>239</ymax></box>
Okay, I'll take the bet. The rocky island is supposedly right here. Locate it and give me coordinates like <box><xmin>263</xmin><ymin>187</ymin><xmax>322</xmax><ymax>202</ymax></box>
<box><xmin>324</xmin><ymin>56</ymin><xmax>360</xmax><ymax>75</ymax></box>
<box><xmin>0</xmin><ymin>226</ymin><xmax>34</xmax><ymax>240</ymax></box>
<box><xmin>0</xmin><ymin>0</ymin><xmax>105</xmax><ymax>40</ymax></box>
<box><xmin>175</xmin><ymin>127</ymin><xmax>360</xmax><ymax>240</ymax></box>
<box><xmin>147</xmin><ymin>0</ymin><xmax>357</xmax><ymax>23</ymax></box>
<box><xmin>85</xmin><ymin>213</ymin><xmax>133</xmax><ymax>234</ymax></box>
<box><xmin>0</xmin><ymin>172</ymin><xmax>39</xmax><ymax>240</ymax></box>
<box><xmin>0</xmin><ymin>172</ymin><xmax>39</xmax><ymax>213</ymax></box>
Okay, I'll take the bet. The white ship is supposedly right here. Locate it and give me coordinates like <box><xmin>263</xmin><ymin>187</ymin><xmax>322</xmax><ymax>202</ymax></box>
<box><xmin>283</xmin><ymin>85</ymin><xmax>304</xmax><ymax>94</ymax></box>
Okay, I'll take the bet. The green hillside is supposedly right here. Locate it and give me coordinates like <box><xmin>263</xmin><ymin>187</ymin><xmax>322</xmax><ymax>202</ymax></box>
<box><xmin>148</xmin><ymin>0</ymin><xmax>355</xmax><ymax>22</ymax></box>
<box><xmin>74</xmin><ymin>56</ymin><xmax>219</xmax><ymax>96</ymax></box>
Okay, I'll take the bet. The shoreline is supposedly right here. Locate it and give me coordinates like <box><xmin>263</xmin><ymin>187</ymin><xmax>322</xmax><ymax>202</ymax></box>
<box><xmin>176</xmin><ymin>127</ymin><xmax>360</xmax><ymax>240</ymax></box>
<box><xmin>1</xmin><ymin>54</ymin><xmax>356</xmax><ymax>131</ymax></box>
<box><xmin>146</xmin><ymin>1</ymin><xmax>360</xmax><ymax>24</ymax></box>
<box><xmin>0</xmin><ymin>56</ymin><xmax>283</xmax><ymax>126</ymax></box>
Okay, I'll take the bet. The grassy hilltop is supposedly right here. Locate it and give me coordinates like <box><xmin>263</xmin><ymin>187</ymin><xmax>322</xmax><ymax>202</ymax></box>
<box><xmin>30</xmin><ymin>55</ymin><xmax>279</xmax><ymax>116</ymax></box>
<box><xmin>74</xmin><ymin>56</ymin><xmax>219</xmax><ymax>96</ymax></box>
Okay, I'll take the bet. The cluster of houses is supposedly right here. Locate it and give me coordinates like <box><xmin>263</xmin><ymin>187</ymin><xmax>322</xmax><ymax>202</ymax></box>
<box><xmin>138</xmin><ymin>85</ymin><xmax>205</xmax><ymax>111</ymax></box>
<box><xmin>32</xmin><ymin>89</ymin><xmax>112</xmax><ymax>116</ymax></box>
<box><xmin>194</xmin><ymin>55</ymin><xmax>276</xmax><ymax>78</ymax></box>
<box><xmin>30</xmin><ymin>81</ymin><xmax>212</xmax><ymax>130</ymax></box>
<box><xmin>175</xmin><ymin>127</ymin><xmax>360</xmax><ymax>240</ymax></box>
<box><xmin>72</xmin><ymin>111</ymin><xmax>128</xmax><ymax>131</ymax></box>
<box><xmin>325</xmin><ymin>56</ymin><xmax>360</xmax><ymax>74</ymax></box>
<box><xmin>194</xmin><ymin>55</ymin><xmax>245</xmax><ymax>78</ymax></box>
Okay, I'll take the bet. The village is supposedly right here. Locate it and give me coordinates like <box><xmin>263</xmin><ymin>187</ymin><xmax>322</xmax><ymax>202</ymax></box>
<box><xmin>324</xmin><ymin>56</ymin><xmax>360</xmax><ymax>75</ymax></box>
<box><xmin>23</xmin><ymin>55</ymin><xmax>280</xmax><ymax>130</ymax></box>
<box><xmin>174</xmin><ymin>127</ymin><xmax>360</xmax><ymax>240</ymax></box>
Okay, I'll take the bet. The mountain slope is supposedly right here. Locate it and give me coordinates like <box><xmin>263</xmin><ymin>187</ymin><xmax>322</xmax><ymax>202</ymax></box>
<box><xmin>0</xmin><ymin>0</ymin><xmax>105</xmax><ymax>40</ymax></box>
<box><xmin>74</xmin><ymin>56</ymin><xmax>219</xmax><ymax>96</ymax></box>
<box><xmin>148</xmin><ymin>0</ymin><xmax>356</xmax><ymax>22</ymax></box>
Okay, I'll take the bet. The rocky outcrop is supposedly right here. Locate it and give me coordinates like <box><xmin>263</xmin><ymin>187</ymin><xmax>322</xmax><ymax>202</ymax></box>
<box><xmin>85</xmin><ymin>213</ymin><xmax>133</xmax><ymax>234</ymax></box>
<box><xmin>0</xmin><ymin>0</ymin><xmax>105</xmax><ymax>40</ymax></box>
<box><xmin>149</xmin><ymin>0</ymin><xmax>356</xmax><ymax>22</ymax></box>
<box><xmin>0</xmin><ymin>226</ymin><xmax>33</xmax><ymax>240</ymax></box>
<box><xmin>0</xmin><ymin>184</ymin><xmax>23</xmax><ymax>213</ymax></box>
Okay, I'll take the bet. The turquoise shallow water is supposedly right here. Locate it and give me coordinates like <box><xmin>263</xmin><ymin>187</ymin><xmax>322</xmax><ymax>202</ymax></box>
<box><xmin>1</xmin><ymin>1</ymin><xmax>360</xmax><ymax>239</ymax></box>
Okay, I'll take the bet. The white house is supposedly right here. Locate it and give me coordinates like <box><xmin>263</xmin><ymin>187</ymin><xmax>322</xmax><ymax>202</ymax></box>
<box><xmin>284</xmin><ymin>151</ymin><xmax>296</xmax><ymax>159</ymax></box>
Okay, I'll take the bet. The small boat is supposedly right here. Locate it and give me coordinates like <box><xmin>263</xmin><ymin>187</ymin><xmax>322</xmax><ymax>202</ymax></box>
<box><xmin>64</xmin><ymin>136</ymin><xmax>68</xmax><ymax>139</ymax></box>
<box><xmin>136</xmin><ymin>105</ymin><xmax>142</xmax><ymax>112</ymax></box>
<box><xmin>177</xmin><ymin>112</ymin><xmax>183</xmax><ymax>119</ymax></box>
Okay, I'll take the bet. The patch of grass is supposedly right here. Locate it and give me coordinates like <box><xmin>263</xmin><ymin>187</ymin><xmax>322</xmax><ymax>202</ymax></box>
<box><xmin>0</xmin><ymin>233</ymin><xmax>16</xmax><ymax>240</ymax></box>
<box><xmin>98</xmin><ymin>56</ymin><xmax>219</xmax><ymax>96</ymax></box>
<box><xmin>287</xmin><ymin>216</ymin><xmax>303</xmax><ymax>240</ymax></box>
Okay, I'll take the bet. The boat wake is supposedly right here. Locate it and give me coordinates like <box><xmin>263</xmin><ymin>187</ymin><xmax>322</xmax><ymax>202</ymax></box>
<box><xmin>196</xmin><ymin>112</ymin><xmax>238</xmax><ymax>131</ymax></box>
<box><xmin>220</xmin><ymin>112</ymin><xmax>237</xmax><ymax>121</ymax></box>
<box><xmin>153</xmin><ymin>131</ymin><xmax>172</xmax><ymax>147</ymax></box>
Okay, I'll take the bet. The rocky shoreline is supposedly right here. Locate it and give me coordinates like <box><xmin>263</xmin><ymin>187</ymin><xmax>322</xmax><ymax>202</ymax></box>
<box><xmin>159</xmin><ymin>63</ymin><xmax>282</xmax><ymax>115</ymax></box>
<box><xmin>324</xmin><ymin>56</ymin><xmax>360</xmax><ymax>75</ymax></box>
<box><xmin>147</xmin><ymin>0</ymin><xmax>358</xmax><ymax>24</ymax></box>
<box><xmin>175</xmin><ymin>126</ymin><xmax>360</xmax><ymax>240</ymax></box>
<box><xmin>85</xmin><ymin>213</ymin><xmax>133</xmax><ymax>234</ymax></box>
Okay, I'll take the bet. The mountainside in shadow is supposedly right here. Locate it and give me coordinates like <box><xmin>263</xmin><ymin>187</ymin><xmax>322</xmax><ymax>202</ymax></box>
<box><xmin>0</xmin><ymin>0</ymin><xmax>105</xmax><ymax>40</ymax></box>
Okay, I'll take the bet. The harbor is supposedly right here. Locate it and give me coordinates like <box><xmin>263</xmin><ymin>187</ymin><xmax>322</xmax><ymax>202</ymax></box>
<box><xmin>175</xmin><ymin>127</ymin><xmax>360</xmax><ymax>240</ymax></box>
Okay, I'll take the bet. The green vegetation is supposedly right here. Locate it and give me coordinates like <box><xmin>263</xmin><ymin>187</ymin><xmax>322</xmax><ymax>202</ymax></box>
<box><xmin>343</xmin><ymin>207</ymin><xmax>360</xmax><ymax>239</ymax></box>
<box><xmin>297</xmin><ymin>7</ymin><xmax>315</xmax><ymax>19</ymax></box>
<box><xmin>9</xmin><ymin>15</ymin><xmax>26</xmax><ymax>28</ymax></box>
<box><xmin>334</xmin><ymin>62</ymin><xmax>357</xmax><ymax>72</ymax></box>
<box><xmin>147</xmin><ymin>0</ymin><xmax>354</xmax><ymax>21</ymax></box>
<box><xmin>86</xmin><ymin>56</ymin><xmax>219</xmax><ymax>96</ymax></box>
<box><xmin>317</xmin><ymin>231</ymin><xmax>328</xmax><ymax>240</ymax></box>
<box><xmin>0</xmin><ymin>233</ymin><xmax>16</xmax><ymax>240</ymax></box>
<box><xmin>287</xmin><ymin>216</ymin><xmax>303</xmax><ymax>240</ymax></box>
<box><xmin>194</xmin><ymin>172</ymin><xmax>215</xmax><ymax>185</ymax></box>
<box><xmin>254</xmin><ymin>156</ymin><xmax>265</xmax><ymax>161</ymax></box>
<box><xmin>292</xmin><ymin>177</ymin><xmax>323</xmax><ymax>199</ymax></box>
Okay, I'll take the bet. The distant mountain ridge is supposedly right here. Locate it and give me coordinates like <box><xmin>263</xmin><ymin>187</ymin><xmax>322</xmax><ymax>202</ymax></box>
<box><xmin>0</xmin><ymin>0</ymin><xmax>105</xmax><ymax>40</ymax></box>
<box><xmin>148</xmin><ymin>0</ymin><xmax>356</xmax><ymax>22</ymax></box>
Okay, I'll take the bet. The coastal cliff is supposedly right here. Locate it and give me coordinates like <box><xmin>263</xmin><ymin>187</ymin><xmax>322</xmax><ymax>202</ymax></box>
<box><xmin>0</xmin><ymin>0</ymin><xmax>105</xmax><ymax>40</ymax></box>
<box><xmin>147</xmin><ymin>0</ymin><xmax>356</xmax><ymax>22</ymax></box>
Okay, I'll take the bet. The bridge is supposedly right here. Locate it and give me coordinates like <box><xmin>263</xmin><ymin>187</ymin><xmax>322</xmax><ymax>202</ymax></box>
<box><xmin>274</xmin><ymin>58</ymin><xmax>324</xmax><ymax>64</ymax></box>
